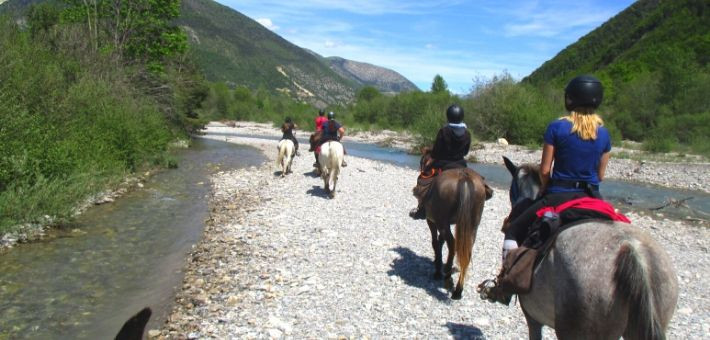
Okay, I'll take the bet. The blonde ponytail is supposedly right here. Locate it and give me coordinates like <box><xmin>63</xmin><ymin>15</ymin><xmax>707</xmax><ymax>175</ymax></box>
<box><xmin>561</xmin><ymin>108</ymin><xmax>604</xmax><ymax>140</ymax></box>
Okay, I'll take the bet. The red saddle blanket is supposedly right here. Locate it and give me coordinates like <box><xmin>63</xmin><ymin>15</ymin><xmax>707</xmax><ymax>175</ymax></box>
<box><xmin>536</xmin><ymin>197</ymin><xmax>630</xmax><ymax>223</ymax></box>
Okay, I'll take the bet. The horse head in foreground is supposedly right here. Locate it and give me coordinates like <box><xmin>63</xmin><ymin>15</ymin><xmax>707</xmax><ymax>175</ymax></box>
<box><xmin>277</xmin><ymin>139</ymin><xmax>295</xmax><ymax>177</ymax></box>
<box><xmin>420</xmin><ymin>149</ymin><xmax>492</xmax><ymax>299</ymax></box>
<box><xmin>318</xmin><ymin>140</ymin><xmax>344</xmax><ymax>198</ymax></box>
<box><xmin>115</xmin><ymin>307</ymin><xmax>151</xmax><ymax>340</ymax></box>
<box><xmin>503</xmin><ymin>156</ymin><xmax>678</xmax><ymax>340</ymax></box>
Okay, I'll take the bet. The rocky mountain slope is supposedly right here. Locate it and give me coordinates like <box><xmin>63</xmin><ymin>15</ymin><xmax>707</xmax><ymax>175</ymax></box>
<box><xmin>325</xmin><ymin>56</ymin><xmax>419</xmax><ymax>94</ymax></box>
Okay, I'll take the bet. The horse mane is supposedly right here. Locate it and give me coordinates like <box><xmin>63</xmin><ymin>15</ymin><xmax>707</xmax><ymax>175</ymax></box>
<box><xmin>518</xmin><ymin>163</ymin><xmax>541</xmax><ymax>183</ymax></box>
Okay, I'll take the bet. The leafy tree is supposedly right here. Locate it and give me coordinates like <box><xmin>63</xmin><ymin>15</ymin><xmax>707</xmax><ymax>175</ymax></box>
<box><xmin>60</xmin><ymin>0</ymin><xmax>187</xmax><ymax>70</ymax></box>
<box><xmin>431</xmin><ymin>74</ymin><xmax>448</xmax><ymax>94</ymax></box>
<box><xmin>356</xmin><ymin>86</ymin><xmax>381</xmax><ymax>102</ymax></box>
<box><xmin>27</xmin><ymin>3</ymin><xmax>60</xmax><ymax>38</ymax></box>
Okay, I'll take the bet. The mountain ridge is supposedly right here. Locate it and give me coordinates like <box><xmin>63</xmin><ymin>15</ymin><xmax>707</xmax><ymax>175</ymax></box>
<box><xmin>325</xmin><ymin>56</ymin><xmax>419</xmax><ymax>94</ymax></box>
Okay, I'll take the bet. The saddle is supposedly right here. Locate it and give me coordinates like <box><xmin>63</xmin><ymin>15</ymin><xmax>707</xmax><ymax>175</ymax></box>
<box><xmin>483</xmin><ymin>198</ymin><xmax>629</xmax><ymax>302</ymax></box>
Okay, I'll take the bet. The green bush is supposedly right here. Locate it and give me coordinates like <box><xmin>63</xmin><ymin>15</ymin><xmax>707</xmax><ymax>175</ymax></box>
<box><xmin>0</xmin><ymin>16</ymin><xmax>197</xmax><ymax>232</ymax></box>
<box><xmin>643</xmin><ymin>135</ymin><xmax>676</xmax><ymax>153</ymax></box>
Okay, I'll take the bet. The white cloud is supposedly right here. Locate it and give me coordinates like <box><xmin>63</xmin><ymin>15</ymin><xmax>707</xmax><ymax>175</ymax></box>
<box><xmin>489</xmin><ymin>1</ymin><xmax>618</xmax><ymax>38</ymax></box>
<box><xmin>256</xmin><ymin>18</ymin><xmax>279</xmax><ymax>31</ymax></box>
<box><xmin>230</xmin><ymin>0</ymin><xmax>464</xmax><ymax>16</ymax></box>
<box><xmin>425</xmin><ymin>43</ymin><xmax>435</xmax><ymax>49</ymax></box>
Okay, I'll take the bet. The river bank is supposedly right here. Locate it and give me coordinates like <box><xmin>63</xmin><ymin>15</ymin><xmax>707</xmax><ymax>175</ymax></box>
<box><xmin>156</xmin><ymin>123</ymin><xmax>709</xmax><ymax>339</ymax></box>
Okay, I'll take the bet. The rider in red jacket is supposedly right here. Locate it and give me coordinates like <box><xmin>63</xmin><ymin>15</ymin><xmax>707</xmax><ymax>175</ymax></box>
<box><xmin>315</xmin><ymin>109</ymin><xmax>328</xmax><ymax>132</ymax></box>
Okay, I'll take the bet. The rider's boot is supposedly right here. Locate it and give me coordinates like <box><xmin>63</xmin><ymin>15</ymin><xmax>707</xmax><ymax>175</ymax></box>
<box><xmin>477</xmin><ymin>280</ymin><xmax>513</xmax><ymax>305</ymax></box>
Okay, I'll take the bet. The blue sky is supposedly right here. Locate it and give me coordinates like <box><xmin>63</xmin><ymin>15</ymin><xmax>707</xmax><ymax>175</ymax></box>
<box><xmin>217</xmin><ymin>0</ymin><xmax>634</xmax><ymax>94</ymax></box>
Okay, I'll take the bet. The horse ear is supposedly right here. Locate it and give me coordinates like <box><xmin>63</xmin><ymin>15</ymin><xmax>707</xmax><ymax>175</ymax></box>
<box><xmin>502</xmin><ymin>156</ymin><xmax>517</xmax><ymax>176</ymax></box>
<box><xmin>115</xmin><ymin>307</ymin><xmax>151</xmax><ymax>340</ymax></box>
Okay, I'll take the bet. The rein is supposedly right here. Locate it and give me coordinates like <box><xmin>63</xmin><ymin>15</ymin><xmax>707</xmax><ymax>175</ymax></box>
<box><xmin>419</xmin><ymin>168</ymin><xmax>442</xmax><ymax>179</ymax></box>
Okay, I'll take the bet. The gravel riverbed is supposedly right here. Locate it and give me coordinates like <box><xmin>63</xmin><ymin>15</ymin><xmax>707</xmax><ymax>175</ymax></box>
<box><xmin>157</xmin><ymin>123</ymin><xmax>709</xmax><ymax>339</ymax></box>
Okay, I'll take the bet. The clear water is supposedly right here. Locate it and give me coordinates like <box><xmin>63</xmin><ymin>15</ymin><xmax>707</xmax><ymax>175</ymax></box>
<box><xmin>0</xmin><ymin>137</ymin><xmax>264</xmax><ymax>339</ymax></box>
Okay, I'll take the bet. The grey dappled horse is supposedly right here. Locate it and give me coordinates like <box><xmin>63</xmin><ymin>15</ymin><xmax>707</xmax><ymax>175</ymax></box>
<box><xmin>503</xmin><ymin>156</ymin><xmax>678</xmax><ymax>340</ymax></box>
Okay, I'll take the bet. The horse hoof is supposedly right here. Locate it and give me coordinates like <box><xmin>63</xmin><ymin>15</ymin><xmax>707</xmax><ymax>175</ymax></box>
<box><xmin>451</xmin><ymin>288</ymin><xmax>463</xmax><ymax>300</ymax></box>
<box><xmin>444</xmin><ymin>277</ymin><xmax>454</xmax><ymax>290</ymax></box>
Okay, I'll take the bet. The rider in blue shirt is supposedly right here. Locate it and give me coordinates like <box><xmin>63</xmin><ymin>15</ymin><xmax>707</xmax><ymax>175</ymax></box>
<box><xmin>317</xmin><ymin>111</ymin><xmax>347</xmax><ymax>167</ymax></box>
<box><xmin>502</xmin><ymin>75</ymin><xmax>611</xmax><ymax>256</ymax></box>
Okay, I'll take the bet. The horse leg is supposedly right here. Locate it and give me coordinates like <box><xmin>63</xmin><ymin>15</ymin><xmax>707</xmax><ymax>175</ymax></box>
<box><xmin>522</xmin><ymin>308</ymin><xmax>543</xmax><ymax>340</ymax></box>
<box><xmin>328</xmin><ymin>169</ymin><xmax>337</xmax><ymax>199</ymax></box>
<box><xmin>427</xmin><ymin>220</ymin><xmax>443</xmax><ymax>280</ymax></box>
<box><xmin>443</xmin><ymin>225</ymin><xmax>455</xmax><ymax>277</ymax></box>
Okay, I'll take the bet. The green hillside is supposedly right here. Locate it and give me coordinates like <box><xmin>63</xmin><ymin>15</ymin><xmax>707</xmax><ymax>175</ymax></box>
<box><xmin>177</xmin><ymin>0</ymin><xmax>357</xmax><ymax>107</ymax></box>
<box><xmin>521</xmin><ymin>0</ymin><xmax>710</xmax><ymax>152</ymax></box>
<box><xmin>525</xmin><ymin>0</ymin><xmax>709</xmax><ymax>86</ymax></box>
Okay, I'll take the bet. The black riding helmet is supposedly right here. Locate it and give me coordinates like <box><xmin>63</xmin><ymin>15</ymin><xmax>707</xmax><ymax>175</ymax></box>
<box><xmin>319</xmin><ymin>109</ymin><xmax>325</xmax><ymax>116</ymax></box>
<box><xmin>327</xmin><ymin>111</ymin><xmax>335</xmax><ymax>120</ymax></box>
<box><xmin>565</xmin><ymin>75</ymin><xmax>603</xmax><ymax>112</ymax></box>
<box><xmin>446</xmin><ymin>104</ymin><xmax>464</xmax><ymax>124</ymax></box>
<box><xmin>285</xmin><ymin>117</ymin><xmax>292</xmax><ymax>123</ymax></box>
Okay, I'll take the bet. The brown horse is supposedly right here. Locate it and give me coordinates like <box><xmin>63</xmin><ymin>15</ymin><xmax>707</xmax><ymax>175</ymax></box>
<box><xmin>419</xmin><ymin>151</ymin><xmax>492</xmax><ymax>299</ymax></box>
<box><xmin>502</xmin><ymin>156</ymin><xmax>678</xmax><ymax>340</ymax></box>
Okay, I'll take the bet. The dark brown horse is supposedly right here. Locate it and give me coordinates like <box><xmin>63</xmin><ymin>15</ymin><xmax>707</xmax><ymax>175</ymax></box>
<box><xmin>502</xmin><ymin>156</ymin><xmax>678</xmax><ymax>340</ymax></box>
<box><xmin>419</xmin><ymin>150</ymin><xmax>492</xmax><ymax>299</ymax></box>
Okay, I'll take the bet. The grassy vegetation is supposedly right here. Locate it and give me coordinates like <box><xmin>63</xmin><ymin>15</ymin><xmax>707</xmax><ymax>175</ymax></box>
<box><xmin>523</xmin><ymin>0</ymin><xmax>710</xmax><ymax>156</ymax></box>
<box><xmin>0</xmin><ymin>1</ymin><xmax>207</xmax><ymax>233</ymax></box>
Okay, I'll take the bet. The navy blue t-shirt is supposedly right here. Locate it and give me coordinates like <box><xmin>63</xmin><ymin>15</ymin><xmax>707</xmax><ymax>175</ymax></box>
<box><xmin>322</xmin><ymin>120</ymin><xmax>342</xmax><ymax>139</ymax></box>
<box><xmin>543</xmin><ymin>119</ymin><xmax>611</xmax><ymax>193</ymax></box>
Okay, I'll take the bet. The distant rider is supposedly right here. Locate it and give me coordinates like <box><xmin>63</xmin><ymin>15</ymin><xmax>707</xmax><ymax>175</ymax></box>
<box><xmin>317</xmin><ymin>111</ymin><xmax>347</xmax><ymax>167</ymax></box>
<box><xmin>410</xmin><ymin>104</ymin><xmax>471</xmax><ymax>220</ymax></box>
<box><xmin>280</xmin><ymin>117</ymin><xmax>299</xmax><ymax>156</ymax></box>
<box><xmin>311</xmin><ymin>109</ymin><xmax>329</xmax><ymax>166</ymax></box>
<box><xmin>315</xmin><ymin>109</ymin><xmax>328</xmax><ymax>132</ymax></box>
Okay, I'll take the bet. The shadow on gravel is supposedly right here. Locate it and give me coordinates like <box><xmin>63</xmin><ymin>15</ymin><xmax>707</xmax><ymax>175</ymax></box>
<box><xmin>446</xmin><ymin>322</ymin><xmax>484</xmax><ymax>339</ymax></box>
<box><xmin>387</xmin><ymin>247</ymin><xmax>450</xmax><ymax>302</ymax></box>
<box><xmin>303</xmin><ymin>170</ymin><xmax>320</xmax><ymax>178</ymax></box>
<box><xmin>306</xmin><ymin>185</ymin><xmax>330</xmax><ymax>199</ymax></box>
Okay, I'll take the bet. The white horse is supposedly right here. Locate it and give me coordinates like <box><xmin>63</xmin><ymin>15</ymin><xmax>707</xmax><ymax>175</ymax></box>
<box><xmin>317</xmin><ymin>141</ymin><xmax>344</xmax><ymax>198</ymax></box>
<box><xmin>276</xmin><ymin>139</ymin><xmax>295</xmax><ymax>177</ymax></box>
<box><xmin>502</xmin><ymin>156</ymin><xmax>678</xmax><ymax>340</ymax></box>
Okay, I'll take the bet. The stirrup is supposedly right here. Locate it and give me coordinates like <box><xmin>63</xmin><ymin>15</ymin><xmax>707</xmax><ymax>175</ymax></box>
<box><xmin>477</xmin><ymin>279</ymin><xmax>512</xmax><ymax>305</ymax></box>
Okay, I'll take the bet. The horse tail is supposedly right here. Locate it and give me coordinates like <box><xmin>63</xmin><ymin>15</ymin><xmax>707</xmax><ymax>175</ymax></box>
<box><xmin>329</xmin><ymin>142</ymin><xmax>342</xmax><ymax>181</ymax></box>
<box><xmin>614</xmin><ymin>241</ymin><xmax>665</xmax><ymax>340</ymax></box>
<box><xmin>455</xmin><ymin>172</ymin><xmax>475</xmax><ymax>286</ymax></box>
